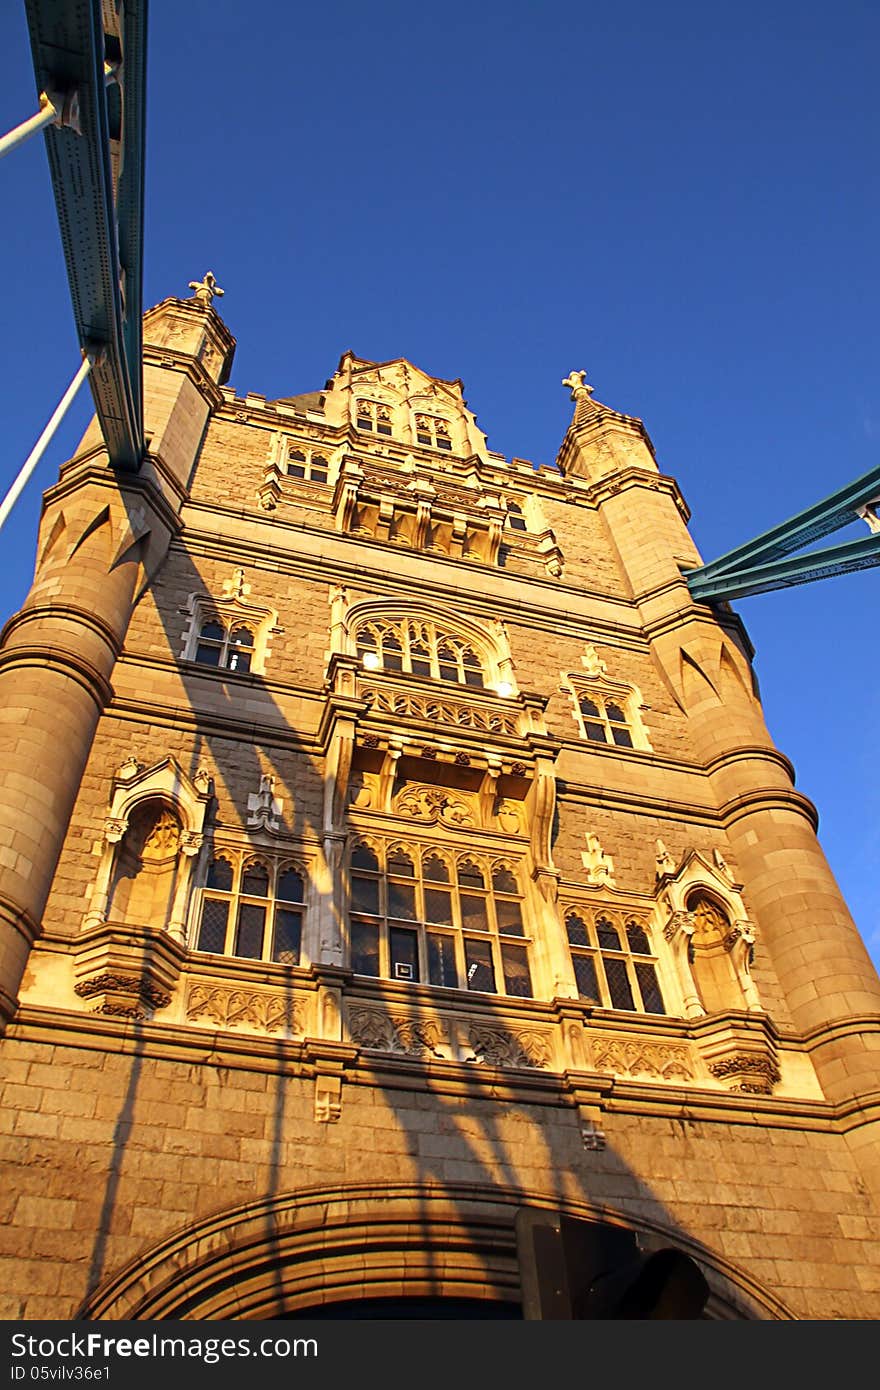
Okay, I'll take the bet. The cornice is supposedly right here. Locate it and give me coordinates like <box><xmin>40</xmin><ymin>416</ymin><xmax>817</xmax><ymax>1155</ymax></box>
<box><xmin>584</xmin><ymin>465</ymin><xmax>691</xmax><ymax>523</ymax></box>
<box><xmin>4</xmin><ymin>1001</ymin><xmax>862</xmax><ymax>1132</ymax></box>
<box><xmin>719</xmin><ymin>785</ymin><xmax>819</xmax><ymax>832</ymax></box>
<box><xmin>640</xmin><ymin>597</ymin><xmax>757</xmax><ymax>660</ymax></box>
<box><xmin>556</xmin><ymin>779</ymin><xmax>722</xmax><ymax>827</ymax></box>
<box><xmin>787</xmin><ymin>1013</ymin><xmax>880</xmax><ymax>1054</ymax></box>
<box><xmin>143</xmin><ymin>344</ymin><xmax>226</xmax><ymax>410</ymax></box>
<box><xmin>104</xmin><ymin>691</ymin><xmax>325</xmax><ymax>755</ymax></box>
<box><xmin>173</xmin><ymin>514</ymin><xmax>650</xmax><ymax>639</ymax></box>
<box><xmin>705</xmin><ymin>743</ymin><xmax>797</xmax><ymax>785</ymax></box>
<box><xmin>0</xmin><ymin>643</ymin><xmax>114</xmax><ymax>711</ymax></box>
<box><xmin>43</xmin><ymin>454</ymin><xmax>186</xmax><ymax>539</ymax></box>
<box><xmin>0</xmin><ymin>602</ymin><xmax>121</xmax><ymax>656</ymax></box>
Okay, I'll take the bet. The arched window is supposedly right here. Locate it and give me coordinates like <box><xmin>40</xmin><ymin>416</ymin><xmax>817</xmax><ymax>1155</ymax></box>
<box><xmin>196</xmin><ymin>854</ymin><xmax>307</xmax><ymax>965</ymax></box>
<box><xmin>356</xmin><ymin>400</ymin><xmax>393</xmax><ymax>435</ymax></box>
<box><xmin>286</xmin><ymin>445</ymin><xmax>330</xmax><ymax>483</ymax></box>
<box><xmin>415</xmin><ymin>414</ymin><xmax>453</xmax><ymax>450</ymax></box>
<box><xmin>354</xmin><ymin>618</ymin><xmax>486</xmax><ymax>688</ymax></box>
<box><xmin>194</xmin><ymin>620</ymin><xmax>226</xmax><ymax>667</ymax></box>
<box><xmin>576</xmin><ymin>693</ymin><xmax>634</xmax><ymax>747</ymax></box>
<box><xmin>194</xmin><ymin>619</ymin><xmax>256</xmax><ymax>674</ymax></box>
<box><xmin>565</xmin><ymin>909</ymin><xmax>665</xmax><ymax>1014</ymax></box>
<box><xmin>348</xmin><ymin>843</ymin><xmax>532</xmax><ymax>996</ymax></box>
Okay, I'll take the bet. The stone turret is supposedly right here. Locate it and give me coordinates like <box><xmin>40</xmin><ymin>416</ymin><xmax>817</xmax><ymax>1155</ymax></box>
<box><xmin>0</xmin><ymin>278</ymin><xmax>235</xmax><ymax>1028</ymax></box>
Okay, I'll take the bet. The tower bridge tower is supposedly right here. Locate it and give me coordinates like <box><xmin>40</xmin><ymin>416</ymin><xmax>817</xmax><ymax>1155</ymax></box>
<box><xmin>0</xmin><ymin>286</ymin><xmax>878</xmax><ymax>1320</ymax></box>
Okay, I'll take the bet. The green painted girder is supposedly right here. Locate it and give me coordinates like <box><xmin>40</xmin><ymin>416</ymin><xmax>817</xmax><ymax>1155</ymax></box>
<box><xmin>684</xmin><ymin>457</ymin><xmax>880</xmax><ymax>602</ymax></box>
<box><xmin>686</xmin><ymin>530</ymin><xmax>880</xmax><ymax>603</ymax></box>
<box><xmin>24</xmin><ymin>0</ymin><xmax>147</xmax><ymax>471</ymax></box>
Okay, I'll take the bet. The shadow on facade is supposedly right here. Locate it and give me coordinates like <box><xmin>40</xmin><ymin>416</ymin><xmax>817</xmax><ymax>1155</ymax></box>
<box><xmin>73</xmin><ymin>498</ymin><xmax>791</xmax><ymax>1322</ymax></box>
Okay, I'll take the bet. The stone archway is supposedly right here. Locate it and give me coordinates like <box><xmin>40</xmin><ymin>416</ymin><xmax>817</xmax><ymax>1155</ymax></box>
<box><xmin>78</xmin><ymin>1182</ymin><xmax>793</xmax><ymax>1321</ymax></box>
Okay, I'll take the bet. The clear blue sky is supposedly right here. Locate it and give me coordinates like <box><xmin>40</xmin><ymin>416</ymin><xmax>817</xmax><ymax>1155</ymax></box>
<box><xmin>1</xmin><ymin>2</ymin><xmax>877</xmax><ymax>968</ymax></box>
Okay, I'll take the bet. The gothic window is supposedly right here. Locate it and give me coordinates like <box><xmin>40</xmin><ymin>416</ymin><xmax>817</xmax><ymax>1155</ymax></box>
<box><xmin>286</xmin><ymin>445</ymin><xmax>330</xmax><ymax>483</ymax></box>
<box><xmin>194</xmin><ymin>619</ymin><xmax>255</xmax><ymax>673</ymax></box>
<box><xmin>565</xmin><ymin>909</ymin><xmax>666</xmax><ymax>1014</ymax></box>
<box><xmin>505</xmin><ymin>500</ymin><xmax>528</xmax><ymax>532</ymax></box>
<box><xmin>575</xmin><ymin>693</ymin><xmax>634</xmax><ymax>748</ymax></box>
<box><xmin>356</xmin><ymin>400</ymin><xmax>393</xmax><ymax>435</ymax></box>
<box><xmin>355</xmin><ymin>618</ymin><xmax>485</xmax><ymax>688</ymax></box>
<box><xmin>349</xmin><ymin>841</ymin><xmax>532</xmax><ymax>996</ymax></box>
<box><xmin>196</xmin><ymin>853</ymin><xmax>306</xmax><ymax>965</ymax></box>
<box><xmin>415</xmin><ymin>414</ymin><xmax>453</xmax><ymax>450</ymax></box>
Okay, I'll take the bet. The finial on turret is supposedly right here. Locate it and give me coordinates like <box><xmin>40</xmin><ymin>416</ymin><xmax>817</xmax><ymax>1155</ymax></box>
<box><xmin>187</xmin><ymin>271</ymin><xmax>225</xmax><ymax>306</ymax></box>
<box><xmin>562</xmin><ymin>370</ymin><xmax>593</xmax><ymax>401</ymax></box>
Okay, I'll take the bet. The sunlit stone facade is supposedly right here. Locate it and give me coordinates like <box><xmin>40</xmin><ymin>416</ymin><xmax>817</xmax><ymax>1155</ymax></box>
<box><xmin>1</xmin><ymin>287</ymin><xmax>879</xmax><ymax>1318</ymax></box>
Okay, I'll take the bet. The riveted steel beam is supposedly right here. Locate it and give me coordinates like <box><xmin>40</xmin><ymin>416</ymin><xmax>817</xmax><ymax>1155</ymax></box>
<box><xmin>23</xmin><ymin>0</ymin><xmax>147</xmax><ymax>471</ymax></box>
<box><xmin>685</xmin><ymin>458</ymin><xmax>880</xmax><ymax>602</ymax></box>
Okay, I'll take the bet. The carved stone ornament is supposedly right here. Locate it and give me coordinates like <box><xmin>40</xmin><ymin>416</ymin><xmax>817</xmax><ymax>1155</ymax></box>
<box><xmin>194</xmin><ymin>767</ymin><xmax>213</xmax><ymax>795</ymax></box>
<box><xmin>117</xmin><ymin>756</ymin><xmax>143</xmax><ymax>781</ymax></box>
<box><xmin>349</xmin><ymin>1008</ymin><xmax>445</xmax><ymax>1059</ymax></box>
<box><xmin>74</xmin><ymin>972</ymin><xmax>171</xmax><ymax>1021</ymax></box>
<box><xmin>495</xmin><ymin>799</ymin><xmax>522</xmax><ymax>834</ymax></box>
<box><xmin>247</xmin><ymin>773</ymin><xmax>283</xmax><ymax>833</ymax></box>
<box><xmin>188</xmin><ymin>270</ymin><xmax>224</xmax><ymax>305</ymax></box>
<box><xmin>579</xmin><ymin>1107</ymin><xmax>607</xmax><ymax>1151</ymax></box>
<box><xmin>467</xmin><ymin>1025</ymin><xmax>552</xmax><ymax>1070</ymax></box>
<box><xmin>708</xmin><ymin>1053</ymin><xmax>781</xmax><ymax>1096</ymax></box>
<box><xmin>562</xmin><ymin>370</ymin><xmax>594</xmax><ymax>400</ymax></box>
<box><xmin>185</xmin><ymin>983</ymin><xmax>304</xmax><ymax>1036</ymax></box>
<box><xmin>655</xmin><ymin>839</ymin><xmax>676</xmax><ymax>877</ymax></box>
<box><xmin>589</xmin><ymin>1038</ymin><xmax>695</xmax><ymax>1082</ymax></box>
<box><xmin>315</xmin><ymin>1073</ymin><xmax>342</xmax><ymax>1124</ymax></box>
<box><xmin>581</xmin><ymin>832</ymin><xmax>616</xmax><ymax>888</ymax></box>
<box><xmin>394</xmin><ymin>784</ymin><xmax>476</xmax><ymax>828</ymax></box>
<box><xmin>222</xmin><ymin>566</ymin><xmax>251</xmax><ymax>600</ymax></box>
<box><xmin>178</xmin><ymin>830</ymin><xmax>204</xmax><ymax>857</ymax></box>
<box><xmin>361</xmin><ymin>686</ymin><xmax>519</xmax><ymax>737</ymax></box>
<box><xmin>581</xmin><ymin>645</ymin><xmax>608</xmax><ymax>678</ymax></box>
<box><xmin>257</xmin><ymin>464</ymin><xmax>283</xmax><ymax>513</ymax></box>
<box><xmin>664</xmin><ymin>909</ymin><xmax>695</xmax><ymax>942</ymax></box>
<box><xmin>103</xmin><ymin>817</ymin><xmax>129</xmax><ymax>844</ymax></box>
<box><xmin>723</xmin><ymin>922</ymin><xmax>755</xmax><ymax>955</ymax></box>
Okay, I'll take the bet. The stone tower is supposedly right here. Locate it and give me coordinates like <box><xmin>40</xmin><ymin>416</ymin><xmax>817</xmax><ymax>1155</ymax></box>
<box><xmin>0</xmin><ymin>286</ymin><xmax>878</xmax><ymax>1319</ymax></box>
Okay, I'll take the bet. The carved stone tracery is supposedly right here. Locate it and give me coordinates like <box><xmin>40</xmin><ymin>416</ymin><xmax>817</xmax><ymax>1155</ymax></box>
<box><xmin>589</xmin><ymin>1037</ymin><xmax>695</xmax><ymax>1082</ymax></box>
<box><xmin>467</xmin><ymin>1025</ymin><xmax>552</xmax><ymax>1070</ymax></box>
<box><xmin>349</xmin><ymin>1008</ymin><xmax>445</xmax><ymax>1059</ymax></box>
<box><xmin>185</xmin><ymin>983</ymin><xmax>304</xmax><ymax>1036</ymax></box>
<box><xmin>393</xmin><ymin>784</ymin><xmax>477</xmax><ymax>828</ymax></box>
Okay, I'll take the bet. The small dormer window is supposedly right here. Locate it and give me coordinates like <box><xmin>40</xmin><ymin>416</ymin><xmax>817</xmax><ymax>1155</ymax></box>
<box><xmin>506</xmin><ymin>500</ymin><xmax>528</xmax><ymax>532</ymax></box>
<box><xmin>356</xmin><ymin>400</ymin><xmax>393</xmax><ymax>435</ymax></box>
<box><xmin>415</xmin><ymin>415</ymin><xmax>453</xmax><ymax>450</ymax></box>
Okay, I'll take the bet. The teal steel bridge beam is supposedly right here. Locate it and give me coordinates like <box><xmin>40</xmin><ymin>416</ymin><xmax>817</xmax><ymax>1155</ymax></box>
<box><xmin>23</xmin><ymin>0</ymin><xmax>147</xmax><ymax>471</ymax></box>
<box><xmin>684</xmin><ymin>459</ymin><xmax>880</xmax><ymax>603</ymax></box>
